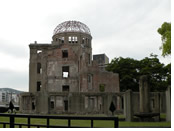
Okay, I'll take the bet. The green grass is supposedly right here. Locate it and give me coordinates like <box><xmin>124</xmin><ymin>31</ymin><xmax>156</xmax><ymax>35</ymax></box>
<box><xmin>160</xmin><ymin>113</ymin><xmax>166</xmax><ymax>119</ymax></box>
<box><xmin>0</xmin><ymin>114</ymin><xmax>171</xmax><ymax>128</ymax></box>
<box><xmin>119</xmin><ymin>121</ymin><xmax>171</xmax><ymax>127</ymax></box>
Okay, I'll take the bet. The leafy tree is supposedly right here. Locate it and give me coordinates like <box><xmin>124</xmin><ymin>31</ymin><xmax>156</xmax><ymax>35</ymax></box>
<box><xmin>139</xmin><ymin>54</ymin><xmax>168</xmax><ymax>91</ymax></box>
<box><xmin>106</xmin><ymin>54</ymin><xmax>170</xmax><ymax>92</ymax></box>
<box><xmin>157</xmin><ymin>22</ymin><xmax>171</xmax><ymax>57</ymax></box>
<box><xmin>106</xmin><ymin>57</ymin><xmax>139</xmax><ymax>92</ymax></box>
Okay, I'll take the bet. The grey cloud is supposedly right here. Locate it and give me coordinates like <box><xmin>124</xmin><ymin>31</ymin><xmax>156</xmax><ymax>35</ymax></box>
<box><xmin>92</xmin><ymin>0</ymin><xmax>168</xmax><ymax>37</ymax></box>
<box><xmin>0</xmin><ymin>69</ymin><xmax>28</xmax><ymax>91</ymax></box>
<box><xmin>0</xmin><ymin>39</ymin><xmax>28</xmax><ymax>58</ymax></box>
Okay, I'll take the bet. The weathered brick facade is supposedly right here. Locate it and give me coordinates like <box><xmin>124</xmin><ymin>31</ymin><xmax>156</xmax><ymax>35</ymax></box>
<box><xmin>20</xmin><ymin>21</ymin><xmax>120</xmax><ymax>114</ymax></box>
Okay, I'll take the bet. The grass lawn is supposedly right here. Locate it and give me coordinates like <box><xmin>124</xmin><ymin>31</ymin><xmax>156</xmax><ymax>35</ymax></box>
<box><xmin>0</xmin><ymin>114</ymin><xmax>171</xmax><ymax>128</ymax></box>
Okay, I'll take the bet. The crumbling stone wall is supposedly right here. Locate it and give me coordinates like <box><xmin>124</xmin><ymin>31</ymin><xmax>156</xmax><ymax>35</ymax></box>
<box><xmin>20</xmin><ymin>21</ymin><xmax>120</xmax><ymax>114</ymax></box>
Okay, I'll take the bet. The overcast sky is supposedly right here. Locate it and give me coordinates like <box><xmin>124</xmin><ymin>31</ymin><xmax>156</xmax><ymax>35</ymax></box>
<box><xmin>0</xmin><ymin>0</ymin><xmax>171</xmax><ymax>91</ymax></box>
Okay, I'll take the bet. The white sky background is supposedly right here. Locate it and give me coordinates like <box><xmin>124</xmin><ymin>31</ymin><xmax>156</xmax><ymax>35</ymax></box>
<box><xmin>0</xmin><ymin>0</ymin><xmax>171</xmax><ymax>91</ymax></box>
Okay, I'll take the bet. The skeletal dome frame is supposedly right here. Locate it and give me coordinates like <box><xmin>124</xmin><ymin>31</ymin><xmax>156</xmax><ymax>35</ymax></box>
<box><xmin>53</xmin><ymin>21</ymin><xmax>91</xmax><ymax>35</ymax></box>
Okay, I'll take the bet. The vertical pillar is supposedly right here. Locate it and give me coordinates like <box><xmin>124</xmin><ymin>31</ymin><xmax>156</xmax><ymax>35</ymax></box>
<box><xmin>154</xmin><ymin>93</ymin><xmax>160</xmax><ymax>113</ymax></box>
<box><xmin>166</xmin><ymin>86</ymin><xmax>171</xmax><ymax>121</ymax></box>
<box><xmin>36</xmin><ymin>91</ymin><xmax>49</xmax><ymax>114</ymax></box>
<box><xmin>10</xmin><ymin>115</ymin><xmax>14</xmax><ymax>128</ymax></box>
<box><xmin>124</xmin><ymin>89</ymin><xmax>133</xmax><ymax>121</ymax></box>
<box><xmin>154</xmin><ymin>93</ymin><xmax>160</xmax><ymax>121</ymax></box>
<box><xmin>139</xmin><ymin>75</ymin><xmax>150</xmax><ymax>113</ymax></box>
<box><xmin>103</xmin><ymin>95</ymin><xmax>108</xmax><ymax>114</ymax></box>
<box><xmin>41</xmin><ymin>51</ymin><xmax>47</xmax><ymax>92</ymax></box>
<box><xmin>29</xmin><ymin>47</ymin><xmax>37</xmax><ymax>93</ymax></box>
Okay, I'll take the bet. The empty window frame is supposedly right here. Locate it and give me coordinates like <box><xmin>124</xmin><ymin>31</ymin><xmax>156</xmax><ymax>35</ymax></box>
<box><xmin>69</xmin><ymin>36</ymin><xmax>78</xmax><ymax>43</ymax></box>
<box><xmin>62</xmin><ymin>50</ymin><xmax>68</xmax><ymax>58</ymax></box>
<box><xmin>88</xmin><ymin>74</ymin><xmax>91</xmax><ymax>83</ymax></box>
<box><xmin>32</xmin><ymin>102</ymin><xmax>35</xmax><ymax>110</ymax></box>
<box><xmin>50</xmin><ymin>96</ymin><xmax>55</xmax><ymax>109</ymax></box>
<box><xmin>72</xmin><ymin>37</ymin><xmax>75</xmax><ymax>43</ymax></box>
<box><xmin>64</xmin><ymin>100</ymin><xmax>68</xmax><ymax>111</ymax></box>
<box><xmin>62</xmin><ymin>85</ymin><xmax>69</xmax><ymax>92</ymax></box>
<box><xmin>32</xmin><ymin>99</ymin><xmax>35</xmax><ymax>110</ymax></box>
<box><xmin>88</xmin><ymin>54</ymin><xmax>91</xmax><ymax>64</ymax></box>
<box><xmin>74</xmin><ymin>36</ymin><xmax>78</xmax><ymax>43</ymax></box>
<box><xmin>37</xmin><ymin>63</ymin><xmax>42</xmax><ymax>74</ymax></box>
<box><xmin>62</xmin><ymin>37</ymin><xmax>65</xmax><ymax>43</ymax></box>
<box><xmin>59</xmin><ymin>38</ymin><xmax>61</xmax><ymax>43</ymax></box>
<box><xmin>59</xmin><ymin>37</ymin><xmax>64</xmax><ymax>44</ymax></box>
<box><xmin>62</xmin><ymin>66</ymin><xmax>69</xmax><ymax>78</ymax></box>
<box><xmin>50</xmin><ymin>101</ymin><xmax>54</xmax><ymax>109</ymax></box>
<box><xmin>82</xmin><ymin>38</ymin><xmax>85</xmax><ymax>44</ymax></box>
<box><xmin>99</xmin><ymin>84</ymin><xmax>105</xmax><ymax>92</ymax></box>
<box><xmin>88</xmin><ymin>74</ymin><xmax>93</xmax><ymax>83</ymax></box>
<box><xmin>37</xmin><ymin>81</ymin><xmax>41</xmax><ymax>91</ymax></box>
<box><xmin>88</xmin><ymin>74</ymin><xmax>93</xmax><ymax>89</ymax></box>
<box><xmin>89</xmin><ymin>98</ymin><xmax>94</xmax><ymax>109</ymax></box>
<box><xmin>68</xmin><ymin>36</ymin><xmax>72</xmax><ymax>43</ymax></box>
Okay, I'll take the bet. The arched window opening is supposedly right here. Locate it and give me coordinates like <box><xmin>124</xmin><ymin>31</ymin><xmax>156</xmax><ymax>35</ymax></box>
<box><xmin>59</xmin><ymin>37</ymin><xmax>64</xmax><ymax>44</ymax></box>
<box><xmin>82</xmin><ymin>38</ymin><xmax>85</xmax><ymax>44</ymax></box>
<box><xmin>75</xmin><ymin>37</ymin><xmax>78</xmax><ymax>43</ymax></box>
<box><xmin>68</xmin><ymin>36</ymin><xmax>72</xmax><ymax>43</ymax></box>
<box><xmin>72</xmin><ymin>37</ymin><xmax>75</xmax><ymax>43</ymax></box>
<box><xmin>68</xmin><ymin>36</ymin><xmax>78</xmax><ymax>44</ymax></box>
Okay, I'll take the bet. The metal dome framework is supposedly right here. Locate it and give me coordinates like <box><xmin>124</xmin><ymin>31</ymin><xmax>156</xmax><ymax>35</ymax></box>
<box><xmin>53</xmin><ymin>21</ymin><xmax>91</xmax><ymax>35</ymax></box>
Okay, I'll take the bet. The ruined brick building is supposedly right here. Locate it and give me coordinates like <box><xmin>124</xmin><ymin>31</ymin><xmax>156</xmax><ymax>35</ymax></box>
<box><xmin>20</xmin><ymin>21</ymin><xmax>120</xmax><ymax>114</ymax></box>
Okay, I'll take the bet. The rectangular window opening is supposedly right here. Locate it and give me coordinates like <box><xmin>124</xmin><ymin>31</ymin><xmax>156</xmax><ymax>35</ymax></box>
<box><xmin>72</xmin><ymin>37</ymin><xmax>75</xmax><ymax>43</ymax></box>
<box><xmin>62</xmin><ymin>50</ymin><xmax>68</xmax><ymax>58</ymax></box>
<box><xmin>88</xmin><ymin>54</ymin><xmax>91</xmax><ymax>64</ymax></box>
<box><xmin>62</xmin><ymin>85</ymin><xmax>69</xmax><ymax>92</ymax></box>
<box><xmin>37</xmin><ymin>81</ymin><xmax>41</xmax><ymax>91</ymax></box>
<box><xmin>50</xmin><ymin>101</ymin><xmax>54</xmax><ymax>109</ymax></box>
<box><xmin>59</xmin><ymin>37</ymin><xmax>64</xmax><ymax>44</ymax></box>
<box><xmin>89</xmin><ymin>98</ymin><xmax>94</xmax><ymax>109</ymax></box>
<box><xmin>88</xmin><ymin>74</ymin><xmax>91</xmax><ymax>83</ymax></box>
<box><xmin>75</xmin><ymin>37</ymin><xmax>78</xmax><ymax>43</ymax></box>
<box><xmin>100</xmin><ymin>104</ymin><xmax>102</xmax><ymax>111</ymax></box>
<box><xmin>68</xmin><ymin>36</ymin><xmax>71</xmax><ymax>43</ymax></box>
<box><xmin>64</xmin><ymin>100</ymin><xmax>68</xmax><ymax>111</ymax></box>
<box><xmin>59</xmin><ymin>38</ymin><xmax>62</xmax><ymax>43</ymax></box>
<box><xmin>37</xmin><ymin>63</ymin><xmax>42</xmax><ymax>74</ymax></box>
<box><xmin>32</xmin><ymin>101</ymin><xmax>35</xmax><ymax>110</ymax></box>
<box><xmin>82</xmin><ymin>38</ymin><xmax>85</xmax><ymax>44</ymax></box>
<box><xmin>62</xmin><ymin>66</ymin><xmax>69</xmax><ymax>78</ymax></box>
<box><xmin>99</xmin><ymin>84</ymin><xmax>105</xmax><ymax>92</ymax></box>
<box><xmin>88</xmin><ymin>74</ymin><xmax>93</xmax><ymax>90</ymax></box>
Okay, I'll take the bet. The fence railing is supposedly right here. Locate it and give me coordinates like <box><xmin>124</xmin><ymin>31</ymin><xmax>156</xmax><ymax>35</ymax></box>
<box><xmin>0</xmin><ymin>113</ymin><xmax>119</xmax><ymax>128</ymax></box>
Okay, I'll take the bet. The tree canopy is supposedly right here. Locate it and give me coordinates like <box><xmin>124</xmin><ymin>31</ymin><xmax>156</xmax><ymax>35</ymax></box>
<box><xmin>157</xmin><ymin>22</ymin><xmax>171</xmax><ymax>57</ymax></box>
<box><xmin>106</xmin><ymin>54</ymin><xmax>170</xmax><ymax>92</ymax></box>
